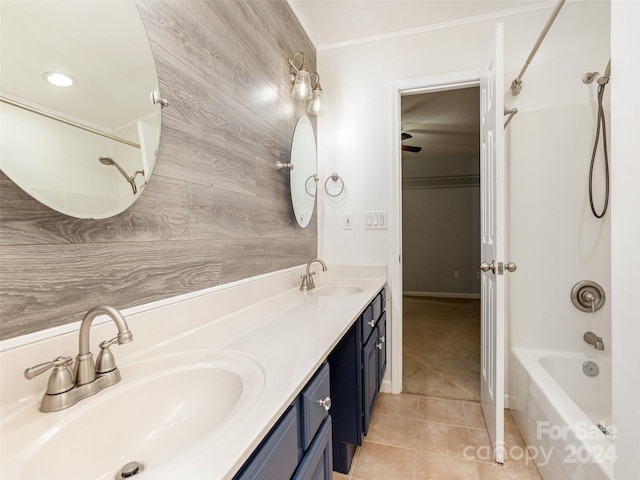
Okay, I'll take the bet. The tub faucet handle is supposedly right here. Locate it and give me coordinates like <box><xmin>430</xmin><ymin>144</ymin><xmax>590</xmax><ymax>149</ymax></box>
<box><xmin>581</xmin><ymin>290</ymin><xmax>596</xmax><ymax>312</ymax></box>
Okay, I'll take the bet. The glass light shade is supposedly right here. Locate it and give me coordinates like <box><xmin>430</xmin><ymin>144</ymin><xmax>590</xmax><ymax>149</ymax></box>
<box><xmin>291</xmin><ymin>69</ymin><xmax>312</xmax><ymax>100</ymax></box>
<box><xmin>306</xmin><ymin>88</ymin><xmax>322</xmax><ymax>115</ymax></box>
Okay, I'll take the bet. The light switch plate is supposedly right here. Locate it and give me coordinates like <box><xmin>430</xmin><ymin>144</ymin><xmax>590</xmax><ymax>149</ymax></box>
<box><xmin>365</xmin><ymin>211</ymin><xmax>387</xmax><ymax>230</ymax></box>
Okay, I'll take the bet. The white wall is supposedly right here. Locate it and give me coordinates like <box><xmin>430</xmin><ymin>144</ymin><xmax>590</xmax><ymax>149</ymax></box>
<box><xmin>318</xmin><ymin>0</ymin><xmax>610</xmax><ymax>380</ymax></box>
<box><xmin>611</xmin><ymin>0</ymin><xmax>640</xmax><ymax>477</ymax></box>
<box><xmin>507</xmin><ymin>0</ymin><xmax>611</xmax><ymax>353</ymax></box>
<box><xmin>402</xmin><ymin>154</ymin><xmax>481</xmax><ymax>296</ymax></box>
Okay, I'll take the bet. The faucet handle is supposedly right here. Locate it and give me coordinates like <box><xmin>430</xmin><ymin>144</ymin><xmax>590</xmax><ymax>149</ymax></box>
<box><xmin>24</xmin><ymin>356</ymin><xmax>74</xmax><ymax>395</ymax></box>
<box><xmin>25</xmin><ymin>356</ymin><xmax>72</xmax><ymax>379</ymax></box>
<box><xmin>95</xmin><ymin>336</ymin><xmax>120</xmax><ymax>374</ymax></box>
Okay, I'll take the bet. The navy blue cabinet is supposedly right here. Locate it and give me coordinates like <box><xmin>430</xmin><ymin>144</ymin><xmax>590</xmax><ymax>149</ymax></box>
<box><xmin>234</xmin><ymin>406</ymin><xmax>300</xmax><ymax>480</ymax></box>
<box><xmin>328</xmin><ymin>287</ymin><xmax>387</xmax><ymax>474</ymax></box>
<box><xmin>292</xmin><ymin>416</ymin><xmax>332</xmax><ymax>480</ymax></box>
<box><xmin>362</xmin><ymin>326</ymin><xmax>379</xmax><ymax>436</ymax></box>
<box><xmin>377</xmin><ymin>311</ymin><xmax>387</xmax><ymax>387</ymax></box>
<box><xmin>234</xmin><ymin>363</ymin><xmax>332</xmax><ymax>480</ymax></box>
<box><xmin>234</xmin><ymin>288</ymin><xmax>386</xmax><ymax>479</ymax></box>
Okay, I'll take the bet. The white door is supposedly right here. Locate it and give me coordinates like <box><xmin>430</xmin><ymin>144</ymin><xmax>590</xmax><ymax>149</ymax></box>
<box><xmin>480</xmin><ymin>22</ymin><xmax>505</xmax><ymax>464</ymax></box>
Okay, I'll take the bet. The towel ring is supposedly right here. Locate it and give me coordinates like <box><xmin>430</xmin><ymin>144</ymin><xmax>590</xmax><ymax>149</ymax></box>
<box><xmin>324</xmin><ymin>173</ymin><xmax>344</xmax><ymax>198</ymax></box>
<box><xmin>305</xmin><ymin>174</ymin><xmax>319</xmax><ymax>196</ymax></box>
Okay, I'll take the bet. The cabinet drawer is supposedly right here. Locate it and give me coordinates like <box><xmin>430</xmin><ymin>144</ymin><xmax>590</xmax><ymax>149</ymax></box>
<box><xmin>234</xmin><ymin>406</ymin><xmax>299</xmax><ymax>480</ymax></box>
<box><xmin>360</xmin><ymin>304</ymin><xmax>376</xmax><ymax>342</ymax></box>
<box><xmin>300</xmin><ymin>363</ymin><xmax>331</xmax><ymax>451</ymax></box>
<box><xmin>293</xmin><ymin>416</ymin><xmax>333</xmax><ymax>480</ymax></box>
<box><xmin>371</xmin><ymin>293</ymin><xmax>382</xmax><ymax>325</ymax></box>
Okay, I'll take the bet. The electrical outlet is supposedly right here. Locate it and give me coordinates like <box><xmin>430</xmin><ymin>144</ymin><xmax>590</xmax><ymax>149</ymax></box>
<box><xmin>343</xmin><ymin>212</ymin><xmax>353</xmax><ymax>230</ymax></box>
<box><xmin>454</xmin><ymin>271</ymin><xmax>459</xmax><ymax>279</ymax></box>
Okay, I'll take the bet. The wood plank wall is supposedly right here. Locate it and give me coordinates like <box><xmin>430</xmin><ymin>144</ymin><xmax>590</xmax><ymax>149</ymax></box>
<box><xmin>0</xmin><ymin>0</ymin><xmax>317</xmax><ymax>340</ymax></box>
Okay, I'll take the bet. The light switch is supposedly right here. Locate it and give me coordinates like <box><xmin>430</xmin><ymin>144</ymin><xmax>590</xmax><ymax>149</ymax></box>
<box><xmin>365</xmin><ymin>210</ymin><xmax>387</xmax><ymax>230</ymax></box>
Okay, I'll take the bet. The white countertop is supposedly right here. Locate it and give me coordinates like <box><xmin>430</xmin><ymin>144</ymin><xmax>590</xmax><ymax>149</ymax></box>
<box><xmin>0</xmin><ymin>264</ymin><xmax>386</xmax><ymax>479</ymax></box>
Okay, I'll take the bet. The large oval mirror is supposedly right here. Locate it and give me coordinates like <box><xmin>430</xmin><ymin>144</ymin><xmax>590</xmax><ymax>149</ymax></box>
<box><xmin>290</xmin><ymin>115</ymin><xmax>317</xmax><ymax>228</ymax></box>
<box><xmin>0</xmin><ymin>0</ymin><xmax>162</xmax><ymax>219</ymax></box>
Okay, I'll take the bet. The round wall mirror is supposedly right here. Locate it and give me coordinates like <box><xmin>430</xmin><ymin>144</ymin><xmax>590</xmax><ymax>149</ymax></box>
<box><xmin>289</xmin><ymin>115</ymin><xmax>317</xmax><ymax>228</ymax></box>
<box><xmin>0</xmin><ymin>0</ymin><xmax>162</xmax><ymax>219</ymax></box>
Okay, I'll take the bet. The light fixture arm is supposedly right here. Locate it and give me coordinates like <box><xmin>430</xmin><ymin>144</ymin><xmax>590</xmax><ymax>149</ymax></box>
<box><xmin>288</xmin><ymin>51</ymin><xmax>305</xmax><ymax>74</ymax></box>
<box><xmin>310</xmin><ymin>72</ymin><xmax>321</xmax><ymax>89</ymax></box>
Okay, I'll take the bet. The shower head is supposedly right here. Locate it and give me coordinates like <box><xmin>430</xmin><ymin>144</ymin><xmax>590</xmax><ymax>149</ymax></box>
<box><xmin>583</xmin><ymin>59</ymin><xmax>611</xmax><ymax>86</ymax></box>
<box><xmin>98</xmin><ymin>156</ymin><xmax>140</xmax><ymax>195</ymax></box>
<box><xmin>582</xmin><ymin>72</ymin><xmax>601</xmax><ymax>84</ymax></box>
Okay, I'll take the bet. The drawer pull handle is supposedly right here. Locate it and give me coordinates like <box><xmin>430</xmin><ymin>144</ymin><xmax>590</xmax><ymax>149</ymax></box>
<box><xmin>318</xmin><ymin>396</ymin><xmax>331</xmax><ymax>411</ymax></box>
<box><xmin>368</xmin><ymin>320</ymin><xmax>375</xmax><ymax>327</ymax></box>
<box><xmin>376</xmin><ymin>342</ymin><xmax>383</xmax><ymax>350</ymax></box>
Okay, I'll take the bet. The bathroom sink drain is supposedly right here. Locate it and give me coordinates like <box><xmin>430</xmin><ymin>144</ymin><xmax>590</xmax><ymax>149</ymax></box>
<box><xmin>116</xmin><ymin>461</ymin><xmax>144</xmax><ymax>479</ymax></box>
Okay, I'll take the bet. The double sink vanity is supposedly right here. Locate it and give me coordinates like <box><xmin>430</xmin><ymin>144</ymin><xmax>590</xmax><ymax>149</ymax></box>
<box><xmin>0</xmin><ymin>264</ymin><xmax>387</xmax><ymax>480</ymax></box>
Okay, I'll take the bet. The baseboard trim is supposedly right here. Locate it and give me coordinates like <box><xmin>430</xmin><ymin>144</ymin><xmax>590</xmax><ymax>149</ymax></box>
<box><xmin>403</xmin><ymin>291</ymin><xmax>481</xmax><ymax>299</ymax></box>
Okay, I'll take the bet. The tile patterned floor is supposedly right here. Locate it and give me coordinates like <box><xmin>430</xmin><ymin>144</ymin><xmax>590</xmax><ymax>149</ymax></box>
<box><xmin>403</xmin><ymin>296</ymin><xmax>481</xmax><ymax>401</ymax></box>
<box><xmin>332</xmin><ymin>393</ymin><xmax>542</xmax><ymax>480</ymax></box>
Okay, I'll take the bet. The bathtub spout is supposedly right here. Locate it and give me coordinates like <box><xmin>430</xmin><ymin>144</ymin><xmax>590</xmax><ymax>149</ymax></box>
<box><xmin>584</xmin><ymin>331</ymin><xmax>605</xmax><ymax>351</ymax></box>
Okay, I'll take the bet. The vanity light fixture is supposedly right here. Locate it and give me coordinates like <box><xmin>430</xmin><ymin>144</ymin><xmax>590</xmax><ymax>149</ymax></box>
<box><xmin>306</xmin><ymin>73</ymin><xmax>322</xmax><ymax>115</ymax></box>
<box><xmin>42</xmin><ymin>71</ymin><xmax>76</xmax><ymax>87</ymax></box>
<box><xmin>288</xmin><ymin>52</ymin><xmax>313</xmax><ymax>100</ymax></box>
<box><xmin>288</xmin><ymin>52</ymin><xmax>323</xmax><ymax>114</ymax></box>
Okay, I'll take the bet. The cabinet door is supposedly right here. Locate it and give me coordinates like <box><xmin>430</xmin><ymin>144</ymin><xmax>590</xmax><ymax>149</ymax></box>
<box><xmin>362</xmin><ymin>326</ymin><xmax>379</xmax><ymax>436</ymax></box>
<box><xmin>234</xmin><ymin>406</ymin><xmax>300</xmax><ymax>480</ymax></box>
<box><xmin>292</xmin><ymin>417</ymin><xmax>333</xmax><ymax>480</ymax></box>
<box><xmin>377</xmin><ymin>312</ymin><xmax>387</xmax><ymax>386</ymax></box>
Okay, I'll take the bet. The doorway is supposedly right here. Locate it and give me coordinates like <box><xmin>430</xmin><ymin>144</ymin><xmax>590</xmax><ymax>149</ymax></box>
<box><xmin>399</xmin><ymin>86</ymin><xmax>481</xmax><ymax>402</ymax></box>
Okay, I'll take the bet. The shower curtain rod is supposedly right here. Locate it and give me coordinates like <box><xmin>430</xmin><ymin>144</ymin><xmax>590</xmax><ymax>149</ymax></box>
<box><xmin>0</xmin><ymin>95</ymin><xmax>141</xmax><ymax>149</ymax></box>
<box><xmin>511</xmin><ymin>0</ymin><xmax>566</xmax><ymax>96</ymax></box>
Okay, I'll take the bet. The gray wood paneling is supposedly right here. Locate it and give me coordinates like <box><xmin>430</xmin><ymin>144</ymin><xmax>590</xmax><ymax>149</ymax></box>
<box><xmin>0</xmin><ymin>0</ymin><xmax>317</xmax><ymax>340</ymax></box>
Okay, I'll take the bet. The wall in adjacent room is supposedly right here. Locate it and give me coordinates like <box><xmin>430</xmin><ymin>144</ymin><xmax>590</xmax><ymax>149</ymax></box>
<box><xmin>0</xmin><ymin>0</ymin><xmax>317</xmax><ymax>340</ymax></box>
<box><xmin>402</xmin><ymin>154</ymin><xmax>480</xmax><ymax>296</ymax></box>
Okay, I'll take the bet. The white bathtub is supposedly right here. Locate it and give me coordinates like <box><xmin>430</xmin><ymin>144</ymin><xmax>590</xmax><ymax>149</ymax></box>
<box><xmin>509</xmin><ymin>349</ymin><xmax>613</xmax><ymax>480</ymax></box>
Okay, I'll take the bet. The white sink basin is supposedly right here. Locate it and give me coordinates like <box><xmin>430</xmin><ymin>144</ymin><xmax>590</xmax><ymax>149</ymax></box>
<box><xmin>313</xmin><ymin>284</ymin><xmax>363</xmax><ymax>296</ymax></box>
<box><xmin>1</xmin><ymin>350</ymin><xmax>265</xmax><ymax>480</ymax></box>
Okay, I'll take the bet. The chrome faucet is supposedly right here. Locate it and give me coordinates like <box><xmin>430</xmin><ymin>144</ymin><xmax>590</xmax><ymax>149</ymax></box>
<box><xmin>584</xmin><ymin>331</ymin><xmax>605</xmax><ymax>351</ymax></box>
<box><xmin>24</xmin><ymin>305</ymin><xmax>133</xmax><ymax>412</ymax></box>
<box><xmin>300</xmin><ymin>258</ymin><xmax>327</xmax><ymax>291</ymax></box>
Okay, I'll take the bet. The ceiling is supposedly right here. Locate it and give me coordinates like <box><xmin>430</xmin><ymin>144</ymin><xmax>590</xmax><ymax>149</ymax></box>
<box><xmin>289</xmin><ymin>0</ymin><xmax>549</xmax><ymax>47</ymax></box>
<box><xmin>401</xmin><ymin>87</ymin><xmax>480</xmax><ymax>160</ymax></box>
<box><xmin>289</xmin><ymin>1</ymin><xmax>512</xmax><ymax>160</ymax></box>
<box><xmin>1</xmin><ymin>1</ymin><xmax>157</xmax><ymax>130</ymax></box>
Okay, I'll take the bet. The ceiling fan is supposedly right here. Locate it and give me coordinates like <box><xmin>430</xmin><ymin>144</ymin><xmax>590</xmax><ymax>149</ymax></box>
<box><xmin>401</xmin><ymin>132</ymin><xmax>421</xmax><ymax>153</ymax></box>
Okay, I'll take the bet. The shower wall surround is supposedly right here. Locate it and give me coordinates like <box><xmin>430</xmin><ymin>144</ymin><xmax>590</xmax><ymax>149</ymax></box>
<box><xmin>0</xmin><ymin>0</ymin><xmax>317</xmax><ymax>340</ymax></box>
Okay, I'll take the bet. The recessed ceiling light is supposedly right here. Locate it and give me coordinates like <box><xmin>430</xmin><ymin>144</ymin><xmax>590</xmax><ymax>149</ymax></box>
<box><xmin>42</xmin><ymin>71</ymin><xmax>76</xmax><ymax>87</ymax></box>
